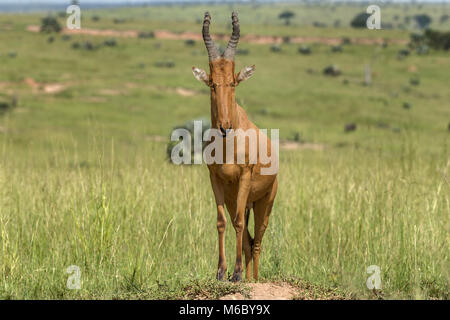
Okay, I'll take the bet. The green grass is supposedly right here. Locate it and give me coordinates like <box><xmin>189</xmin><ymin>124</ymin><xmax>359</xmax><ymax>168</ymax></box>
<box><xmin>0</xmin><ymin>3</ymin><xmax>449</xmax><ymax>299</ymax></box>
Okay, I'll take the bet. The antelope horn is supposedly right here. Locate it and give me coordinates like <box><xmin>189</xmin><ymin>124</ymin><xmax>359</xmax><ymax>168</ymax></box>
<box><xmin>223</xmin><ymin>11</ymin><xmax>240</xmax><ymax>61</ymax></box>
<box><xmin>202</xmin><ymin>12</ymin><xmax>220</xmax><ymax>62</ymax></box>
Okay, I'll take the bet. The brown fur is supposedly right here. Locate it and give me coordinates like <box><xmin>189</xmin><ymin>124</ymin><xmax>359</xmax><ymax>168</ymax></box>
<box><xmin>204</xmin><ymin>58</ymin><xmax>278</xmax><ymax>282</ymax></box>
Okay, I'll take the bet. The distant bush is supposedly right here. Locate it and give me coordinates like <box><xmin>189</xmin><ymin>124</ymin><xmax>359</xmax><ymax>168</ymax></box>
<box><xmin>0</xmin><ymin>96</ymin><xmax>17</xmax><ymax>114</ymax></box>
<box><xmin>424</xmin><ymin>29</ymin><xmax>450</xmax><ymax>51</ymax></box>
<box><xmin>71</xmin><ymin>41</ymin><xmax>97</xmax><ymax>51</ymax></box>
<box><xmin>61</xmin><ymin>35</ymin><xmax>71</xmax><ymax>41</ymax></box>
<box><xmin>113</xmin><ymin>18</ymin><xmax>126</xmax><ymax>24</ymax></box>
<box><xmin>312</xmin><ymin>21</ymin><xmax>327</xmax><ymax>28</ymax></box>
<box><xmin>138</xmin><ymin>31</ymin><xmax>155</xmax><ymax>39</ymax></box>
<box><xmin>298</xmin><ymin>45</ymin><xmax>311</xmax><ymax>55</ymax></box>
<box><xmin>270</xmin><ymin>45</ymin><xmax>281</xmax><ymax>53</ymax></box>
<box><xmin>40</xmin><ymin>16</ymin><xmax>62</xmax><ymax>33</ymax></box>
<box><xmin>341</xmin><ymin>37</ymin><xmax>351</xmax><ymax>45</ymax></box>
<box><xmin>83</xmin><ymin>41</ymin><xmax>95</xmax><ymax>51</ymax></box>
<box><xmin>331</xmin><ymin>45</ymin><xmax>343</xmax><ymax>53</ymax></box>
<box><xmin>257</xmin><ymin>108</ymin><xmax>268</xmax><ymax>115</ymax></box>
<box><xmin>415</xmin><ymin>44</ymin><xmax>429</xmax><ymax>55</ymax></box>
<box><xmin>410</xmin><ymin>32</ymin><xmax>424</xmax><ymax>45</ymax></box>
<box><xmin>440</xmin><ymin>14</ymin><xmax>449</xmax><ymax>24</ymax></box>
<box><xmin>397</xmin><ymin>48</ymin><xmax>410</xmax><ymax>59</ymax></box>
<box><xmin>410</xmin><ymin>30</ymin><xmax>450</xmax><ymax>51</ymax></box>
<box><xmin>0</xmin><ymin>101</ymin><xmax>11</xmax><ymax>113</ymax></box>
<box><xmin>8</xmin><ymin>51</ymin><xmax>17</xmax><ymax>58</ymax></box>
<box><xmin>47</xmin><ymin>36</ymin><xmax>55</xmax><ymax>43</ymax></box>
<box><xmin>409</xmin><ymin>76</ymin><xmax>420</xmax><ymax>86</ymax></box>
<box><xmin>92</xmin><ymin>15</ymin><xmax>100</xmax><ymax>22</ymax></box>
<box><xmin>350</xmin><ymin>12</ymin><xmax>371</xmax><ymax>28</ymax></box>
<box><xmin>323</xmin><ymin>64</ymin><xmax>341</xmax><ymax>76</ymax></box>
<box><xmin>104</xmin><ymin>38</ymin><xmax>117</xmax><ymax>47</ymax></box>
<box><xmin>154</xmin><ymin>60</ymin><xmax>175</xmax><ymax>68</ymax></box>
<box><xmin>185</xmin><ymin>39</ymin><xmax>196</xmax><ymax>46</ymax></box>
<box><xmin>236</xmin><ymin>48</ymin><xmax>249</xmax><ymax>55</ymax></box>
<box><xmin>403</xmin><ymin>102</ymin><xmax>411</xmax><ymax>109</ymax></box>
<box><xmin>344</xmin><ymin>123</ymin><xmax>356</xmax><ymax>132</ymax></box>
<box><xmin>282</xmin><ymin>36</ymin><xmax>291</xmax><ymax>44</ymax></box>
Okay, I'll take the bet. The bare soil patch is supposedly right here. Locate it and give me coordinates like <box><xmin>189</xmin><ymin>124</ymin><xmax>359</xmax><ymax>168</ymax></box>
<box><xmin>408</xmin><ymin>65</ymin><xmax>418</xmax><ymax>72</ymax></box>
<box><xmin>24</xmin><ymin>77</ymin><xmax>67</xmax><ymax>94</ymax></box>
<box><xmin>146</xmin><ymin>135</ymin><xmax>166</xmax><ymax>142</ymax></box>
<box><xmin>148</xmin><ymin>85</ymin><xmax>204</xmax><ymax>97</ymax></box>
<box><xmin>280</xmin><ymin>140</ymin><xmax>325</xmax><ymax>151</ymax></box>
<box><xmin>98</xmin><ymin>84</ymin><xmax>202</xmax><ymax>98</ymax></box>
<box><xmin>99</xmin><ymin>88</ymin><xmax>123</xmax><ymax>96</ymax></box>
<box><xmin>26</xmin><ymin>25</ymin><xmax>408</xmax><ymax>45</ymax></box>
<box><xmin>220</xmin><ymin>282</ymin><xmax>296</xmax><ymax>300</ymax></box>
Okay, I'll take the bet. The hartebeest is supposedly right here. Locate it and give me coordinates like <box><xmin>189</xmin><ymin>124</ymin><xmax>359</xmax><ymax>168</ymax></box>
<box><xmin>192</xmin><ymin>12</ymin><xmax>278</xmax><ymax>282</ymax></box>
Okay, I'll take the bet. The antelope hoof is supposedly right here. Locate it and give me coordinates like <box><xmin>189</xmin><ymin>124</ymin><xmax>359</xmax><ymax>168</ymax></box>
<box><xmin>216</xmin><ymin>268</ymin><xmax>226</xmax><ymax>281</ymax></box>
<box><xmin>231</xmin><ymin>271</ymin><xmax>242</xmax><ymax>282</ymax></box>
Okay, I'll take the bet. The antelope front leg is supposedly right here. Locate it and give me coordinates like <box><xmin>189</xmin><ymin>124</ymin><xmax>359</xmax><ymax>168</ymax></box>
<box><xmin>209</xmin><ymin>172</ymin><xmax>227</xmax><ymax>280</ymax></box>
<box><xmin>231</xmin><ymin>168</ymin><xmax>251</xmax><ymax>282</ymax></box>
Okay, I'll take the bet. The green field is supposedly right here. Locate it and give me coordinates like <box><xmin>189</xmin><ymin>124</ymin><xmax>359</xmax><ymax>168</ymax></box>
<box><xmin>0</xmin><ymin>2</ymin><xmax>449</xmax><ymax>299</ymax></box>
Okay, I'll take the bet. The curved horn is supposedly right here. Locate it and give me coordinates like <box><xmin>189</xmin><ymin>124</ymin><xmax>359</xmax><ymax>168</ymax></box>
<box><xmin>223</xmin><ymin>11</ymin><xmax>240</xmax><ymax>61</ymax></box>
<box><xmin>202</xmin><ymin>12</ymin><xmax>220</xmax><ymax>62</ymax></box>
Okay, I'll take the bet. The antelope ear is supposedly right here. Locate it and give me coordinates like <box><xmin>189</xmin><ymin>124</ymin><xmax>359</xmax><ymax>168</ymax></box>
<box><xmin>236</xmin><ymin>65</ymin><xmax>255</xmax><ymax>84</ymax></box>
<box><xmin>192</xmin><ymin>67</ymin><xmax>209</xmax><ymax>86</ymax></box>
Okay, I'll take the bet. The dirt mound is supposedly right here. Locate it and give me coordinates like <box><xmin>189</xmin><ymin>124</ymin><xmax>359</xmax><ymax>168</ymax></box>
<box><xmin>220</xmin><ymin>282</ymin><xmax>297</xmax><ymax>300</ymax></box>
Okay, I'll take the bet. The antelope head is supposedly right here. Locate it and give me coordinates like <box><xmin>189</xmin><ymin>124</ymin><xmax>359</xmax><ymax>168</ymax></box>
<box><xmin>192</xmin><ymin>11</ymin><xmax>255</xmax><ymax>137</ymax></box>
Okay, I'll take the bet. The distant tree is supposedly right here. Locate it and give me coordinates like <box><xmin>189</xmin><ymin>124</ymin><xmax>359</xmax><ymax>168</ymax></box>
<box><xmin>40</xmin><ymin>16</ymin><xmax>62</xmax><ymax>33</ymax></box>
<box><xmin>414</xmin><ymin>14</ymin><xmax>432</xmax><ymax>29</ymax></box>
<box><xmin>71</xmin><ymin>0</ymin><xmax>80</xmax><ymax>5</ymax></box>
<box><xmin>278</xmin><ymin>10</ymin><xmax>295</xmax><ymax>26</ymax></box>
<box><xmin>350</xmin><ymin>12</ymin><xmax>371</xmax><ymax>28</ymax></box>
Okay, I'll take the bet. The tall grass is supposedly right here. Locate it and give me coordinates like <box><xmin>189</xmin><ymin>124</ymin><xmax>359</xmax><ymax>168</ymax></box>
<box><xmin>0</xmin><ymin>136</ymin><xmax>448</xmax><ymax>299</ymax></box>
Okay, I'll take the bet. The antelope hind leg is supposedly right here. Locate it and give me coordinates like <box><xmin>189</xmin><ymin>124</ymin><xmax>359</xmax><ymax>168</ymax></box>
<box><xmin>252</xmin><ymin>178</ymin><xmax>277</xmax><ymax>281</ymax></box>
<box><xmin>243</xmin><ymin>206</ymin><xmax>254</xmax><ymax>281</ymax></box>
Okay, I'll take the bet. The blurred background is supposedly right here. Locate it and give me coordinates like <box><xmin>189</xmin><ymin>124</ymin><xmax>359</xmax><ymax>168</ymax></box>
<box><xmin>0</xmin><ymin>0</ymin><xmax>448</xmax><ymax>300</ymax></box>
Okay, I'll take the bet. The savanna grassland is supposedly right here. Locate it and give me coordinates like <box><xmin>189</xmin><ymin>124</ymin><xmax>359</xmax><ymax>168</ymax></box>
<box><xmin>0</xmin><ymin>2</ymin><xmax>449</xmax><ymax>299</ymax></box>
